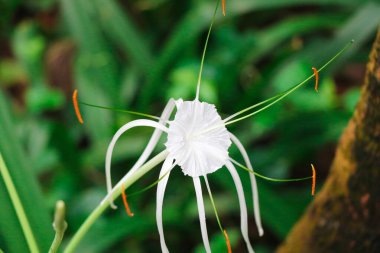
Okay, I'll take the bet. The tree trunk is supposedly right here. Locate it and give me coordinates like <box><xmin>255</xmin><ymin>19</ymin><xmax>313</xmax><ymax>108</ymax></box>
<box><xmin>277</xmin><ymin>28</ymin><xmax>380</xmax><ymax>253</ymax></box>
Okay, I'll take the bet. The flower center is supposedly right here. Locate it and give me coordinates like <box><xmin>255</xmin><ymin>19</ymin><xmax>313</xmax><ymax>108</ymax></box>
<box><xmin>165</xmin><ymin>99</ymin><xmax>231</xmax><ymax>177</ymax></box>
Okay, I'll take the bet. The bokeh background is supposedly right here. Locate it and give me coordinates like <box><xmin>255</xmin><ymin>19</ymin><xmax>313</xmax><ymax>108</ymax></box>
<box><xmin>1</xmin><ymin>0</ymin><xmax>379</xmax><ymax>252</ymax></box>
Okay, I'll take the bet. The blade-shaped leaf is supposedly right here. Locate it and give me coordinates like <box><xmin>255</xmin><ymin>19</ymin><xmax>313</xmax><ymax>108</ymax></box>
<box><xmin>0</xmin><ymin>91</ymin><xmax>53</xmax><ymax>252</ymax></box>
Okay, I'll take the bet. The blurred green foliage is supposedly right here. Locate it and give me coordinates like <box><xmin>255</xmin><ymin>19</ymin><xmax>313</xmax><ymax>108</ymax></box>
<box><xmin>0</xmin><ymin>0</ymin><xmax>379</xmax><ymax>252</ymax></box>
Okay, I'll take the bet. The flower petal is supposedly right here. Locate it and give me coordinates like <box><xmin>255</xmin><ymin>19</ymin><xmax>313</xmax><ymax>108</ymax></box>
<box><xmin>126</xmin><ymin>99</ymin><xmax>175</xmax><ymax>177</ymax></box>
<box><xmin>229</xmin><ymin>133</ymin><xmax>263</xmax><ymax>236</ymax></box>
<box><xmin>193</xmin><ymin>177</ymin><xmax>211</xmax><ymax>253</ymax></box>
<box><xmin>226</xmin><ymin>160</ymin><xmax>255</xmax><ymax>253</ymax></box>
<box><xmin>104</xmin><ymin>119</ymin><xmax>169</xmax><ymax>208</ymax></box>
<box><xmin>102</xmin><ymin>99</ymin><xmax>175</xmax><ymax>208</ymax></box>
<box><xmin>156</xmin><ymin>157</ymin><xmax>175</xmax><ymax>253</ymax></box>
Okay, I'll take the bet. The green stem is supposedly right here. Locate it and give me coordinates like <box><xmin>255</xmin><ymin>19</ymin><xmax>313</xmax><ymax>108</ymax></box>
<box><xmin>49</xmin><ymin>232</ymin><xmax>65</xmax><ymax>253</ymax></box>
<box><xmin>63</xmin><ymin>150</ymin><xmax>168</xmax><ymax>253</ymax></box>
<box><xmin>0</xmin><ymin>153</ymin><xmax>40</xmax><ymax>253</ymax></box>
<box><xmin>48</xmin><ymin>201</ymin><xmax>67</xmax><ymax>253</ymax></box>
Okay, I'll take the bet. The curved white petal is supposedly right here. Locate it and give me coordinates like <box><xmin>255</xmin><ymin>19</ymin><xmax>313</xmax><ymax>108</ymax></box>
<box><xmin>229</xmin><ymin>133</ymin><xmax>263</xmax><ymax>236</ymax></box>
<box><xmin>156</xmin><ymin>157</ymin><xmax>175</xmax><ymax>253</ymax></box>
<box><xmin>105</xmin><ymin>119</ymin><xmax>169</xmax><ymax>208</ymax></box>
<box><xmin>226</xmin><ymin>161</ymin><xmax>255</xmax><ymax>253</ymax></box>
<box><xmin>126</xmin><ymin>99</ymin><xmax>175</xmax><ymax>177</ymax></box>
<box><xmin>193</xmin><ymin>177</ymin><xmax>211</xmax><ymax>253</ymax></box>
<box><xmin>102</xmin><ymin>100</ymin><xmax>175</xmax><ymax>208</ymax></box>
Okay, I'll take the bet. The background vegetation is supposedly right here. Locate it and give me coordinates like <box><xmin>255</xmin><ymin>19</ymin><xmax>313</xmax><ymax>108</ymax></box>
<box><xmin>1</xmin><ymin>0</ymin><xmax>379</xmax><ymax>252</ymax></box>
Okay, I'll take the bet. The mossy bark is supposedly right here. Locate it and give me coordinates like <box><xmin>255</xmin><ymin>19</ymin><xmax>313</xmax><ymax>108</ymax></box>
<box><xmin>277</xmin><ymin>28</ymin><xmax>380</xmax><ymax>253</ymax></box>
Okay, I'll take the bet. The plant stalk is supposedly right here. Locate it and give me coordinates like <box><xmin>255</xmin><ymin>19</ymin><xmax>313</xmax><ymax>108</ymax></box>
<box><xmin>64</xmin><ymin>150</ymin><xmax>168</xmax><ymax>253</ymax></box>
<box><xmin>49</xmin><ymin>200</ymin><xmax>68</xmax><ymax>253</ymax></box>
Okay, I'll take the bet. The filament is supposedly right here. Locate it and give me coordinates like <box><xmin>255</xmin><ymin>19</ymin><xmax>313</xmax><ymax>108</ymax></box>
<box><xmin>72</xmin><ymin>89</ymin><xmax>84</xmax><ymax>124</ymax></box>
<box><xmin>203</xmin><ymin>176</ymin><xmax>233</xmax><ymax>253</ymax></box>
<box><xmin>79</xmin><ymin>101</ymin><xmax>161</xmax><ymax>121</ymax></box>
<box><xmin>195</xmin><ymin>0</ymin><xmax>221</xmax><ymax>100</ymax></box>
<box><xmin>128</xmin><ymin>165</ymin><xmax>175</xmax><ymax>197</ymax></box>
<box><xmin>203</xmin><ymin>176</ymin><xmax>223</xmax><ymax>232</ymax></box>
<box><xmin>230</xmin><ymin>158</ymin><xmax>312</xmax><ymax>182</ymax></box>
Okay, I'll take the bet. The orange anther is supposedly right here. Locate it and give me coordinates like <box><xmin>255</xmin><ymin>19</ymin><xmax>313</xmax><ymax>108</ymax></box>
<box><xmin>121</xmin><ymin>184</ymin><xmax>134</xmax><ymax>217</ymax></box>
<box><xmin>223</xmin><ymin>229</ymin><xmax>232</xmax><ymax>253</ymax></box>
<box><xmin>72</xmin><ymin>89</ymin><xmax>84</xmax><ymax>124</ymax></box>
<box><xmin>222</xmin><ymin>0</ymin><xmax>226</xmax><ymax>16</ymax></box>
<box><xmin>311</xmin><ymin>164</ymin><xmax>316</xmax><ymax>196</ymax></box>
<box><xmin>312</xmin><ymin>67</ymin><xmax>319</xmax><ymax>92</ymax></box>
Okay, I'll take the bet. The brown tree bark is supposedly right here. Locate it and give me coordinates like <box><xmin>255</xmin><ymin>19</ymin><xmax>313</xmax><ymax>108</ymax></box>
<box><xmin>277</xmin><ymin>28</ymin><xmax>380</xmax><ymax>253</ymax></box>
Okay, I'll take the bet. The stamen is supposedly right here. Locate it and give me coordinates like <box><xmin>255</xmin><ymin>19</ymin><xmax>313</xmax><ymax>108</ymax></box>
<box><xmin>223</xmin><ymin>229</ymin><xmax>232</xmax><ymax>253</ymax></box>
<box><xmin>222</xmin><ymin>0</ymin><xmax>226</xmax><ymax>16</ymax></box>
<box><xmin>203</xmin><ymin>176</ymin><xmax>224</xmax><ymax>232</ymax></box>
<box><xmin>121</xmin><ymin>184</ymin><xmax>134</xmax><ymax>217</ymax></box>
<box><xmin>224</xmin><ymin>40</ymin><xmax>354</xmax><ymax>125</ymax></box>
<box><xmin>230</xmin><ymin>158</ymin><xmax>312</xmax><ymax>182</ymax></box>
<box><xmin>72</xmin><ymin>89</ymin><xmax>84</xmax><ymax>124</ymax></box>
<box><xmin>79</xmin><ymin>101</ymin><xmax>161</xmax><ymax>120</ymax></box>
<box><xmin>204</xmin><ymin>177</ymin><xmax>234</xmax><ymax>252</ymax></box>
<box><xmin>312</xmin><ymin>67</ymin><xmax>319</xmax><ymax>92</ymax></box>
<box><xmin>311</xmin><ymin>164</ymin><xmax>316</xmax><ymax>196</ymax></box>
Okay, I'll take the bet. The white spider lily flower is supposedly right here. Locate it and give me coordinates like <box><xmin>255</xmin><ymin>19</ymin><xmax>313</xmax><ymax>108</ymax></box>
<box><xmin>64</xmin><ymin>0</ymin><xmax>351</xmax><ymax>251</ymax></box>
<box><xmin>97</xmin><ymin>3</ymin><xmax>351</xmax><ymax>252</ymax></box>
<box><xmin>96</xmin><ymin>42</ymin><xmax>351</xmax><ymax>252</ymax></box>
<box><xmin>101</xmin><ymin>89</ymin><xmax>266</xmax><ymax>253</ymax></box>
<box><xmin>98</xmin><ymin>38</ymin><xmax>351</xmax><ymax>253</ymax></box>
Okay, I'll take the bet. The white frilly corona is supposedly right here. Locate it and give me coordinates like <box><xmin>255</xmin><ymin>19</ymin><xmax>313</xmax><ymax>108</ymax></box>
<box><xmin>165</xmin><ymin>99</ymin><xmax>232</xmax><ymax>177</ymax></box>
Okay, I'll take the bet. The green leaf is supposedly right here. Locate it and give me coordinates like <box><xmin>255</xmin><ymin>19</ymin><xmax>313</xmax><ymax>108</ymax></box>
<box><xmin>242</xmin><ymin>14</ymin><xmax>344</xmax><ymax>66</ymax></box>
<box><xmin>26</xmin><ymin>86</ymin><xmax>65</xmax><ymax>113</ymax></box>
<box><xmin>0</xmin><ymin>91</ymin><xmax>53</xmax><ymax>252</ymax></box>
<box><xmin>93</xmin><ymin>0</ymin><xmax>154</xmax><ymax>73</ymax></box>
<box><xmin>258</xmin><ymin>183</ymin><xmax>310</xmax><ymax>238</ymax></box>
<box><xmin>12</xmin><ymin>22</ymin><xmax>45</xmax><ymax>88</ymax></box>
<box><xmin>0</xmin><ymin>59</ymin><xmax>26</xmax><ymax>85</ymax></box>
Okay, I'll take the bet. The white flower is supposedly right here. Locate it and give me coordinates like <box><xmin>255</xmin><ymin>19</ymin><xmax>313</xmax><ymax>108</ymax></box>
<box><xmin>97</xmin><ymin>2</ymin><xmax>350</xmax><ymax>251</ymax></box>
<box><xmin>103</xmin><ymin>97</ymin><xmax>263</xmax><ymax>253</ymax></box>
<box><xmin>165</xmin><ymin>99</ymin><xmax>231</xmax><ymax>177</ymax></box>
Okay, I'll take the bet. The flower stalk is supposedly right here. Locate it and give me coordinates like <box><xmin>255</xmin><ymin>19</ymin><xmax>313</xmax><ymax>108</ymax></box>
<box><xmin>48</xmin><ymin>200</ymin><xmax>68</xmax><ymax>253</ymax></box>
<box><xmin>63</xmin><ymin>150</ymin><xmax>168</xmax><ymax>253</ymax></box>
